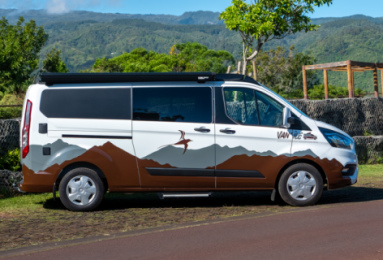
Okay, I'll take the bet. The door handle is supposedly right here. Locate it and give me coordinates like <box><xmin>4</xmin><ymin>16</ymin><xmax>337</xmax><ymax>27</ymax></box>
<box><xmin>194</xmin><ymin>127</ymin><xmax>211</xmax><ymax>133</ymax></box>
<box><xmin>220</xmin><ymin>128</ymin><xmax>236</xmax><ymax>134</ymax></box>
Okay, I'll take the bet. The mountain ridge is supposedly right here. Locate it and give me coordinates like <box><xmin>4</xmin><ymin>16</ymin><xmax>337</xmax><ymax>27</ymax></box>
<box><xmin>2</xmin><ymin>9</ymin><xmax>383</xmax><ymax>91</ymax></box>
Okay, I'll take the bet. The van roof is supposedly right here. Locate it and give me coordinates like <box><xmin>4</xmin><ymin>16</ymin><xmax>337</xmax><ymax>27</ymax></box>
<box><xmin>40</xmin><ymin>72</ymin><xmax>259</xmax><ymax>86</ymax></box>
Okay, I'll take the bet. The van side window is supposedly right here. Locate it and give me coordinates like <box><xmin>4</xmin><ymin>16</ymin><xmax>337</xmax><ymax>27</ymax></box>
<box><xmin>40</xmin><ymin>88</ymin><xmax>131</xmax><ymax>119</ymax></box>
<box><xmin>223</xmin><ymin>88</ymin><xmax>259</xmax><ymax>125</ymax></box>
<box><xmin>133</xmin><ymin>87</ymin><xmax>212</xmax><ymax>123</ymax></box>
<box><xmin>255</xmin><ymin>91</ymin><xmax>283</xmax><ymax>127</ymax></box>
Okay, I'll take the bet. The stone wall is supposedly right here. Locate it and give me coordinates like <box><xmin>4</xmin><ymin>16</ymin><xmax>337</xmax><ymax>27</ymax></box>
<box><xmin>354</xmin><ymin>136</ymin><xmax>383</xmax><ymax>164</ymax></box>
<box><xmin>0</xmin><ymin>170</ymin><xmax>22</xmax><ymax>193</ymax></box>
<box><xmin>0</xmin><ymin>119</ymin><xmax>20</xmax><ymax>157</ymax></box>
<box><xmin>290</xmin><ymin>97</ymin><xmax>383</xmax><ymax>136</ymax></box>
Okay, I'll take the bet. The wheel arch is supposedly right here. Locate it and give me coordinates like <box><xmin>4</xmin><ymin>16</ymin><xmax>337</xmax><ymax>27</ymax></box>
<box><xmin>275</xmin><ymin>159</ymin><xmax>327</xmax><ymax>190</ymax></box>
<box><xmin>55</xmin><ymin>162</ymin><xmax>109</xmax><ymax>192</ymax></box>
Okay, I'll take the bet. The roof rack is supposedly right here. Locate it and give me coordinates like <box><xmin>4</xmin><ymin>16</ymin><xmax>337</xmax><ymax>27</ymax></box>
<box><xmin>39</xmin><ymin>72</ymin><xmax>259</xmax><ymax>86</ymax></box>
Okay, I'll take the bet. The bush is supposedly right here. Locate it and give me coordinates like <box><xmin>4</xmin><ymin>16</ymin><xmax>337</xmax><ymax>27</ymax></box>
<box><xmin>0</xmin><ymin>94</ymin><xmax>24</xmax><ymax>119</ymax></box>
<box><xmin>0</xmin><ymin>148</ymin><xmax>21</xmax><ymax>172</ymax></box>
<box><xmin>308</xmin><ymin>84</ymin><xmax>366</xmax><ymax>99</ymax></box>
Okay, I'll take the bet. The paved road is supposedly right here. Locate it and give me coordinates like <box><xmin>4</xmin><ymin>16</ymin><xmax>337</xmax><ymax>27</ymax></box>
<box><xmin>2</xmin><ymin>200</ymin><xmax>383</xmax><ymax>260</ymax></box>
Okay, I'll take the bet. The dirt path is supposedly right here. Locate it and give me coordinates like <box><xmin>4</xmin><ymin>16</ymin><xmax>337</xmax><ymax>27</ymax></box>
<box><xmin>2</xmin><ymin>199</ymin><xmax>383</xmax><ymax>260</ymax></box>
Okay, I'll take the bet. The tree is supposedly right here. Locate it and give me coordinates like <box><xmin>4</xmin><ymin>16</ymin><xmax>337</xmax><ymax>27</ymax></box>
<box><xmin>92</xmin><ymin>42</ymin><xmax>234</xmax><ymax>73</ymax></box>
<box><xmin>172</xmin><ymin>42</ymin><xmax>234</xmax><ymax>72</ymax></box>
<box><xmin>255</xmin><ymin>45</ymin><xmax>318</xmax><ymax>98</ymax></box>
<box><xmin>43</xmin><ymin>48</ymin><xmax>69</xmax><ymax>73</ymax></box>
<box><xmin>219</xmin><ymin>0</ymin><xmax>332</xmax><ymax>75</ymax></box>
<box><xmin>0</xmin><ymin>17</ymin><xmax>48</xmax><ymax>94</ymax></box>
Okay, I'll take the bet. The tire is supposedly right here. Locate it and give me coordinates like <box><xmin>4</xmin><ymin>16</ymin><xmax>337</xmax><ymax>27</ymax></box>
<box><xmin>59</xmin><ymin>168</ymin><xmax>105</xmax><ymax>211</ymax></box>
<box><xmin>278</xmin><ymin>163</ymin><xmax>323</xmax><ymax>206</ymax></box>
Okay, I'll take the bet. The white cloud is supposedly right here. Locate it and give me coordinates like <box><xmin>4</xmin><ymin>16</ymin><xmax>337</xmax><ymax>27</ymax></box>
<box><xmin>45</xmin><ymin>0</ymin><xmax>69</xmax><ymax>14</ymax></box>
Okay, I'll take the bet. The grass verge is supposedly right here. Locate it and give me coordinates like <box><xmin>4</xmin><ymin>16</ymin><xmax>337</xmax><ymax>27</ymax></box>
<box><xmin>1</xmin><ymin>164</ymin><xmax>382</xmax><ymax>252</ymax></box>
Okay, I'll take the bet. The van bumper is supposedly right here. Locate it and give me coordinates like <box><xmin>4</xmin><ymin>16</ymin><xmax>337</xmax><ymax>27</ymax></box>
<box><xmin>327</xmin><ymin>164</ymin><xmax>358</xmax><ymax>190</ymax></box>
<box><xmin>20</xmin><ymin>164</ymin><xmax>60</xmax><ymax>193</ymax></box>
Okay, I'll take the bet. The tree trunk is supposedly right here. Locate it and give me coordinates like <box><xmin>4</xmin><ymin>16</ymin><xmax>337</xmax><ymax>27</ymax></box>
<box><xmin>252</xmin><ymin>60</ymin><xmax>257</xmax><ymax>80</ymax></box>
<box><xmin>241</xmin><ymin>42</ymin><xmax>248</xmax><ymax>75</ymax></box>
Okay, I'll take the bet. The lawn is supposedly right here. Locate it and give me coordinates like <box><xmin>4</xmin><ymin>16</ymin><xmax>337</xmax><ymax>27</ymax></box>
<box><xmin>1</xmin><ymin>164</ymin><xmax>382</xmax><ymax>252</ymax></box>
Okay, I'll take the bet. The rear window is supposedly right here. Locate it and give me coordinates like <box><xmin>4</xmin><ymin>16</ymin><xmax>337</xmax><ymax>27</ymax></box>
<box><xmin>133</xmin><ymin>87</ymin><xmax>212</xmax><ymax>123</ymax></box>
<box><xmin>40</xmin><ymin>88</ymin><xmax>131</xmax><ymax>119</ymax></box>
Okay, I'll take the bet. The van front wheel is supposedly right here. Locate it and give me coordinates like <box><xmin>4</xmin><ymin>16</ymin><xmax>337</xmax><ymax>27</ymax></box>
<box><xmin>278</xmin><ymin>164</ymin><xmax>323</xmax><ymax>206</ymax></box>
<box><xmin>59</xmin><ymin>168</ymin><xmax>104</xmax><ymax>211</ymax></box>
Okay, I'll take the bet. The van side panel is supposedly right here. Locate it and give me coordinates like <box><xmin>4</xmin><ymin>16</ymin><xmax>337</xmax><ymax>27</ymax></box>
<box><xmin>20</xmin><ymin>84</ymin><xmax>140</xmax><ymax>193</ymax></box>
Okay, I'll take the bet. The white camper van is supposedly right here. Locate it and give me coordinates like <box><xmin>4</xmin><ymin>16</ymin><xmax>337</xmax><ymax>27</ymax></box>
<box><xmin>20</xmin><ymin>73</ymin><xmax>358</xmax><ymax>211</ymax></box>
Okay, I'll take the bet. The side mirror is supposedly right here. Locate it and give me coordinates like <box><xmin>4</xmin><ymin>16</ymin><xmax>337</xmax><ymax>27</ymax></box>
<box><xmin>283</xmin><ymin>107</ymin><xmax>291</xmax><ymax>128</ymax></box>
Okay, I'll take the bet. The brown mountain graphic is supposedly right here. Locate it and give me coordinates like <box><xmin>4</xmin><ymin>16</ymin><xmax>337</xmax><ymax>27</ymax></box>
<box><xmin>22</xmin><ymin>142</ymin><xmax>346</xmax><ymax>192</ymax></box>
<box><xmin>23</xmin><ymin>142</ymin><xmax>175</xmax><ymax>192</ymax></box>
<box><xmin>213</xmin><ymin>153</ymin><xmax>345</xmax><ymax>189</ymax></box>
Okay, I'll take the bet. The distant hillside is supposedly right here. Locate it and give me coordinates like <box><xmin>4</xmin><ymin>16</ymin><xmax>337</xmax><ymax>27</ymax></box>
<box><xmin>1</xmin><ymin>9</ymin><xmax>383</xmax><ymax>92</ymax></box>
<box><xmin>266</xmin><ymin>15</ymin><xmax>383</xmax><ymax>91</ymax></box>
<box><xmin>0</xmin><ymin>9</ymin><xmax>223</xmax><ymax>25</ymax></box>
<box><xmin>41</xmin><ymin>19</ymin><xmax>239</xmax><ymax>71</ymax></box>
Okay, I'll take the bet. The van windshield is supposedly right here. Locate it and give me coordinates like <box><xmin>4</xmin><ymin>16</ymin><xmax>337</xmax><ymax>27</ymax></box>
<box><xmin>257</xmin><ymin>83</ymin><xmax>308</xmax><ymax>118</ymax></box>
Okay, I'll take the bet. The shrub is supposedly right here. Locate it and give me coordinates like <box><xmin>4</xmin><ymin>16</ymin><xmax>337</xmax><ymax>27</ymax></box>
<box><xmin>308</xmin><ymin>84</ymin><xmax>365</xmax><ymax>100</ymax></box>
<box><xmin>0</xmin><ymin>94</ymin><xmax>24</xmax><ymax>119</ymax></box>
<box><xmin>0</xmin><ymin>148</ymin><xmax>21</xmax><ymax>172</ymax></box>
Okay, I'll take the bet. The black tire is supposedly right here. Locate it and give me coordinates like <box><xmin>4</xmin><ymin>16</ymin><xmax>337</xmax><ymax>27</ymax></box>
<box><xmin>59</xmin><ymin>168</ymin><xmax>105</xmax><ymax>211</ymax></box>
<box><xmin>278</xmin><ymin>163</ymin><xmax>323</xmax><ymax>206</ymax></box>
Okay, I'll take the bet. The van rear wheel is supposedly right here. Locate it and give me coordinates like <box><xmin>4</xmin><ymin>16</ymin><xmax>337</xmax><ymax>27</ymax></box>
<box><xmin>59</xmin><ymin>168</ymin><xmax>104</xmax><ymax>211</ymax></box>
<box><xmin>278</xmin><ymin>163</ymin><xmax>323</xmax><ymax>206</ymax></box>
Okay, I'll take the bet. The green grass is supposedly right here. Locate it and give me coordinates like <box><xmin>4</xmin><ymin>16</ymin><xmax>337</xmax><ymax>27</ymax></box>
<box><xmin>358</xmin><ymin>164</ymin><xmax>383</xmax><ymax>177</ymax></box>
<box><xmin>0</xmin><ymin>193</ymin><xmax>52</xmax><ymax>211</ymax></box>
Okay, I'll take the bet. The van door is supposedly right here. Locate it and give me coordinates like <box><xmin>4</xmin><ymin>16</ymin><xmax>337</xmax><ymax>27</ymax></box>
<box><xmin>132</xmin><ymin>85</ymin><xmax>215</xmax><ymax>188</ymax></box>
<box><xmin>214</xmin><ymin>86</ymin><xmax>293</xmax><ymax>189</ymax></box>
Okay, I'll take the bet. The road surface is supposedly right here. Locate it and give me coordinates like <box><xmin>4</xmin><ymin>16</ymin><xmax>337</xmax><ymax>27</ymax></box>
<box><xmin>2</xmin><ymin>200</ymin><xmax>383</xmax><ymax>259</ymax></box>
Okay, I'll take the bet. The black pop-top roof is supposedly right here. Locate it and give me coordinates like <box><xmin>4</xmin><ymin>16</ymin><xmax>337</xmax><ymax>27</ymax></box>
<box><xmin>39</xmin><ymin>72</ymin><xmax>259</xmax><ymax>86</ymax></box>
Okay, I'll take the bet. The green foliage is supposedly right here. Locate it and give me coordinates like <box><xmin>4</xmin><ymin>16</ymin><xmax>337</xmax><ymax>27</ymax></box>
<box><xmin>307</xmin><ymin>84</ymin><xmax>366</xmax><ymax>99</ymax></box>
<box><xmin>364</xmin><ymin>130</ymin><xmax>374</xmax><ymax>136</ymax></box>
<box><xmin>219</xmin><ymin>0</ymin><xmax>332</xmax><ymax>74</ymax></box>
<box><xmin>255</xmin><ymin>46</ymin><xmax>318</xmax><ymax>98</ymax></box>
<box><xmin>0</xmin><ymin>148</ymin><xmax>21</xmax><ymax>172</ymax></box>
<box><xmin>92</xmin><ymin>42</ymin><xmax>234</xmax><ymax>73</ymax></box>
<box><xmin>265</xmin><ymin>18</ymin><xmax>383</xmax><ymax>92</ymax></box>
<box><xmin>0</xmin><ymin>17</ymin><xmax>48</xmax><ymax>94</ymax></box>
<box><xmin>1</xmin><ymin>10</ymin><xmax>382</xmax><ymax>93</ymax></box>
<box><xmin>172</xmin><ymin>42</ymin><xmax>234</xmax><ymax>72</ymax></box>
<box><xmin>0</xmin><ymin>94</ymin><xmax>23</xmax><ymax>119</ymax></box>
<box><xmin>42</xmin><ymin>48</ymin><xmax>69</xmax><ymax>73</ymax></box>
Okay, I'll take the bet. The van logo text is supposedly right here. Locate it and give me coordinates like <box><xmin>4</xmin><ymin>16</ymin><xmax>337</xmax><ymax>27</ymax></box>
<box><xmin>277</xmin><ymin>131</ymin><xmax>290</xmax><ymax>139</ymax></box>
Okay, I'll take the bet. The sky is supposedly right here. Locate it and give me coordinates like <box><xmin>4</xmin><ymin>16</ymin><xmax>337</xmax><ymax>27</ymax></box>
<box><xmin>0</xmin><ymin>0</ymin><xmax>382</xmax><ymax>18</ymax></box>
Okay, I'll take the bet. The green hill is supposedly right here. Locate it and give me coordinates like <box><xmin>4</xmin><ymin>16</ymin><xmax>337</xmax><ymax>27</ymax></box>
<box><xmin>1</xmin><ymin>9</ymin><xmax>383</xmax><ymax>92</ymax></box>
<box><xmin>267</xmin><ymin>16</ymin><xmax>383</xmax><ymax>92</ymax></box>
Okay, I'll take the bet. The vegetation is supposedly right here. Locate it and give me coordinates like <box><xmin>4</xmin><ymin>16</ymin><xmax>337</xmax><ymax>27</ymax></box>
<box><xmin>266</xmin><ymin>17</ymin><xmax>383</xmax><ymax>92</ymax></box>
<box><xmin>255</xmin><ymin>46</ymin><xmax>318</xmax><ymax>98</ymax></box>
<box><xmin>1</xmin><ymin>10</ymin><xmax>382</xmax><ymax>92</ymax></box>
<box><xmin>0</xmin><ymin>94</ymin><xmax>23</xmax><ymax>119</ymax></box>
<box><xmin>308</xmin><ymin>84</ymin><xmax>365</xmax><ymax>99</ymax></box>
<box><xmin>219</xmin><ymin>0</ymin><xmax>332</xmax><ymax>74</ymax></box>
<box><xmin>0</xmin><ymin>148</ymin><xmax>21</xmax><ymax>172</ymax></box>
<box><xmin>0</xmin><ymin>17</ymin><xmax>48</xmax><ymax>94</ymax></box>
<box><xmin>0</xmin><ymin>10</ymin><xmax>382</xmax><ymax>100</ymax></box>
<box><xmin>42</xmin><ymin>48</ymin><xmax>69</xmax><ymax>73</ymax></box>
<box><xmin>91</xmin><ymin>42</ymin><xmax>234</xmax><ymax>73</ymax></box>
